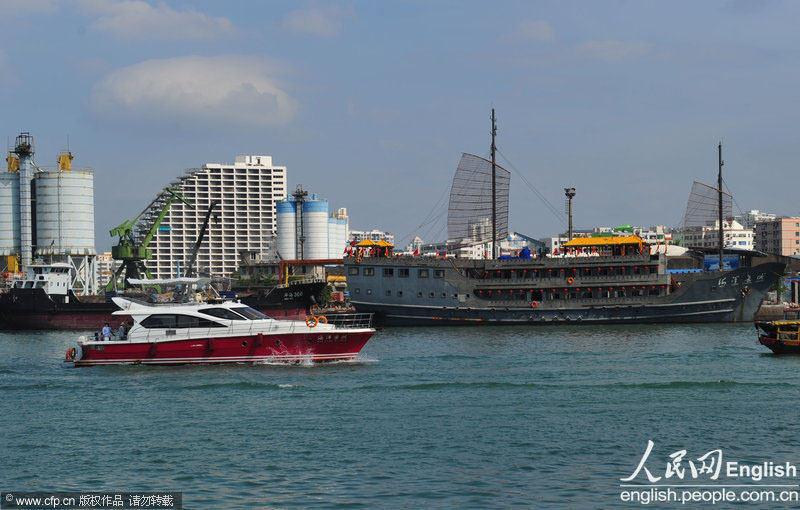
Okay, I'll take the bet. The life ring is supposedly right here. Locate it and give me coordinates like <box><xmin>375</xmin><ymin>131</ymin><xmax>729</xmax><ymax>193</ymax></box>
<box><xmin>317</xmin><ymin>316</ymin><xmax>328</xmax><ymax>324</ymax></box>
<box><xmin>567</xmin><ymin>277</ymin><xmax>575</xmax><ymax>284</ymax></box>
<box><xmin>355</xmin><ymin>257</ymin><xmax>362</xmax><ymax>264</ymax></box>
<box><xmin>306</xmin><ymin>316</ymin><xmax>318</xmax><ymax>328</ymax></box>
<box><xmin>531</xmin><ymin>301</ymin><xmax>539</xmax><ymax>309</ymax></box>
<box><xmin>66</xmin><ymin>347</ymin><xmax>76</xmax><ymax>360</ymax></box>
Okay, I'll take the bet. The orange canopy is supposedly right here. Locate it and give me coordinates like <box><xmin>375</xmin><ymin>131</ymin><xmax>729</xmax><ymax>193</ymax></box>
<box><xmin>376</xmin><ymin>240</ymin><xmax>394</xmax><ymax>247</ymax></box>
<box><xmin>355</xmin><ymin>239</ymin><xmax>378</xmax><ymax>247</ymax></box>
<box><xmin>562</xmin><ymin>234</ymin><xmax>646</xmax><ymax>247</ymax></box>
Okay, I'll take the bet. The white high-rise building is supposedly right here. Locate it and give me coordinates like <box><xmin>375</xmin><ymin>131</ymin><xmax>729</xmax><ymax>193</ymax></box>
<box><xmin>145</xmin><ymin>155</ymin><xmax>287</xmax><ymax>279</ymax></box>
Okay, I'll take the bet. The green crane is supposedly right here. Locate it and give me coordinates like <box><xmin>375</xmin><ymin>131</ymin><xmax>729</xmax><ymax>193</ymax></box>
<box><xmin>106</xmin><ymin>187</ymin><xmax>194</xmax><ymax>292</ymax></box>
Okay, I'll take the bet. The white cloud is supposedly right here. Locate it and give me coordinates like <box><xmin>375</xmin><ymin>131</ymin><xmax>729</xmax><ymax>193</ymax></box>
<box><xmin>281</xmin><ymin>5</ymin><xmax>350</xmax><ymax>37</ymax></box>
<box><xmin>499</xmin><ymin>20</ymin><xmax>556</xmax><ymax>44</ymax></box>
<box><xmin>78</xmin><ymin>0</ymin><xmax>236</xmax><ymax>40</ymax></box>
<box><xmin>575</xmin><ymin>40</ymin><xmax>652</xmax><ymax>62</ymax></box>
<box><xmin>88</xmin><ymin>56</ymin><xmax>296</xmax><ymax>128</ymax></box>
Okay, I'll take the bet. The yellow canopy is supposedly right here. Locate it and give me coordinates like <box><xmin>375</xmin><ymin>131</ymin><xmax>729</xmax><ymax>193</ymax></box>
<box><xmin>376</xmin><ymin>240</ymin><xmax>394</xmax><ymax>247</ymax></box>
<box><xmin>562</xmin><ymin>234</ymin><xmax>646</xmax><ymax>247</ymax></box>
<box><xmin>355</xmin><ymin>239</ymin><xmax>378</xmax><ymax>247</ymax></box>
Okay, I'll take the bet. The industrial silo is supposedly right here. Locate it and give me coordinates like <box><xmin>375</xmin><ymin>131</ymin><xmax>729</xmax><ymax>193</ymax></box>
<box><xmin>276</xmin><ymin>200</ymin><xmax>297</xmax><ymax>259</ymax></box>
<box><xmin>34</xmin><ymin>167</ymin><xmax>96</xmax><ymax>256</ymax></box>
<box><xmin>327</xmin><ymin>217</ymin><xmax>337</xmax><ymax>258</ymax></box>
<box><xmin>302</xmin><ymin>196</ymin><xmax>329</xmax><ymax>260</ymax></box>
<box><xmin>0</xmin><ymin>171</ymin><xmax>20</xmax><ymax>257</ymax></box>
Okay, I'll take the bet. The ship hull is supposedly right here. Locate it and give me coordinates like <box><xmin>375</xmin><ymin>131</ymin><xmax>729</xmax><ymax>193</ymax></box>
<box><xmin>73</xmin><ymin>330</ymin><xmax>373</xmax><ymax>366</ymax></box>
<box><xmin>758</xmin><ymin>335</ymin><xmax>800</xmax><ymax>354</ymax></box>
<box><xmin>0</xmin><ymin>281</ymin><xmax>324</xmax><ymax>330</ymax></box>
<box><xmin>345</xmin><ymin>257</ymin><xmax>785</xmax><ymax>326</ymax></box>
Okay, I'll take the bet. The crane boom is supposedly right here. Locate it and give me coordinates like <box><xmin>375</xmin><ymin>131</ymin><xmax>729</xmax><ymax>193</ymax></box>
<box><xmin>184</xmin><ymin>200</ymin><xmax>218</xmax><ymax>278</ymax></box>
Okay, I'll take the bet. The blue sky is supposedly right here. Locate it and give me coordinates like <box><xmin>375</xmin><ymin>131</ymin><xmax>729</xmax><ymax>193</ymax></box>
<box><xmin>1</xmin><ymin>0</ymin><xmax>799</xmax><ymax>251</ymax></box>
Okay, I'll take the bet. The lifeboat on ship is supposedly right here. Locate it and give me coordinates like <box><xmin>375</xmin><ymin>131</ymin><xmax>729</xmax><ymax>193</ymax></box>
<box><xmin>67</xmin><ymin>297</ymin><xmax>375</xmax><ymax>366</ymax></box>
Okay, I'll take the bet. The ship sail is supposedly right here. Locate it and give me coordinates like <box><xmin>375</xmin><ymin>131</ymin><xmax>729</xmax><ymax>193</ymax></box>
<box><xmin>682</xmin><ymin>181</ymin><xmax>732</xmax><ymax>228</ymax></box>
<box><xmin>447</xmin><ymin>153</ymin><xmax>510</xmax><ymax>248</ymax></box>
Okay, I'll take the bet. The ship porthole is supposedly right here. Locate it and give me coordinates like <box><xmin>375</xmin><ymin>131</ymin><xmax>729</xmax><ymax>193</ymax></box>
<box><xmin>242</xmin><ymin>341</ymin><xmax>248</xmax><ymax>347</ymax></box>
<box><xmin>275</xmin><ymin>340</ymin><xmax>281</xmax><ymax>346</ymax></box>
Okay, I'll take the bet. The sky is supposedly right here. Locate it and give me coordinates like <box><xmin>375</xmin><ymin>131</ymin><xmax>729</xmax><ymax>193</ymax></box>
<box><xmin>1</xmin><ymin>0</ymin><xmax>799</xmax><ymax>252</ymax></box>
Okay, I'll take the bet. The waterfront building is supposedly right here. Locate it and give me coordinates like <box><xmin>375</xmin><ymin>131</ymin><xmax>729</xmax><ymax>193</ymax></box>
<box><xmin>350</xmin><ymin>229</ymin><xmax>395</xmax><ymax>246</ymax></box>
<box><xmin>754</xmin><ymin>217</ymin><xmax>800</xmax><ymax>256</ymax></box>
<box><xmin>96</xmin><ymin>251</ymin><xmax>120</xmax><ymax>288</ymax></box>
<box><xmin>736</xmin><ymin>209</ymin><xmax>777</xmax><ymax>230</ymax></box>
<box><xmin>673</xmin><ymin>219</ymin><xmax>754</xmax><ymax>250</ymax></box>
<box><xmin>144</xmin><ymin>155</ymin><xmax>288</xmax><ymax>279</ymax></box>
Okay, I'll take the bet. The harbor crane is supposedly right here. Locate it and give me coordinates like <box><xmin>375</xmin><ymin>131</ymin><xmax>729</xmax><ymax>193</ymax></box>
<box><xmin>106</xmin><ymin>187</ymin><xmax>194</xmax><ymax>291</ymax></box>
<box><xmin>183</xmin><ymin>200</ymin><xmax>218</xmax><ymax>278</ymax></box>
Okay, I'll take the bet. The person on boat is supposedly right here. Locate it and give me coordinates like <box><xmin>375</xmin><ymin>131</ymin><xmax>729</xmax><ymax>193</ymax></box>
<box><xmin>101</xmin><ymin>323</ymin><xmax>111</xmax><ymax>341</ymax></box>
<box><xmin>117</xmin><ymin>322</ymin><xmax>126</xmax><ymax>341</ymax></box>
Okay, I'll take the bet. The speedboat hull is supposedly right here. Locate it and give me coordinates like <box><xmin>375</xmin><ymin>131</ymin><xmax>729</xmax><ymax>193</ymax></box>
<box><xmin>73</xmin><ymin>330</ymin><xmax>373</xmax><ymax>366</ymax></box>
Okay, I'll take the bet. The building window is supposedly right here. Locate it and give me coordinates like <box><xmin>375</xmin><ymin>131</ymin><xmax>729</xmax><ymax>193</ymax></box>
<box><xmin>434</xmin><ymin>269</ymin><xmax>445</xmax><ymax>278</ymax></box>
<box><xmin>363</xmin><ymin>268</ymin><xmax>375</xmax><ymax>276</ymax></box>
<box><xmin>348</xmin><ymin>267</ymin><xmax>359</xmax><ymax>275</ymax></box>
<box><xmin>418</xmin><ymin>269</ymin><xmax>429</xmax><ymax>278</ymax></box>
<box><xmin>399</xmin><ymin>268</ymin><xmax>410</xmax><ymax>277</ymax></box>
<box><xmin>383</xmin><ymin>268</ymin><xmax>394</xmax><ymax>277</ymax></box>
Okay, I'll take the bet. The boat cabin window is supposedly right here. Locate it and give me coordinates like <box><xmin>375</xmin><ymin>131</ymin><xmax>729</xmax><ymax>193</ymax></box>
<box><xmin>398</xmin><ymin>268</ymin><xmax>410</xmax><ymax>277</ymax></box>
<box><xmin>140</xmin><ymin>314</ymin><xmax>225</xmax><ymax>329</ymax></box>
<box><xmin>230</xmin><ymin>306</ymin><xmax>268</xmax><ymax>320</ymax></box>
<box><xmin>200</xmin><ymin>308</ymin><xmax>248</xmax><ymax>320</ymax></box>
<box><xmin>383</xmin><ymin>268</ymin><xmax>394</xmax><ymax>277</ymax></box>
<box><xmin>348</xmin><ymin>267</ymin><xmax>359</xmax><ymax>275</ymax></box>
<box><xmin>363</xmin><ymin>268</ymin><xmax>375</xmax><ymax>276</ymax></box>
<box><xmin>418</xmin><ymin>269</ymin><xmax>429</xmax><ymax>278</ymax></box>
<box><xmin>434</xmin><ymin>269</ymin><xmax>445</xmax><ymax>278</ymax></box>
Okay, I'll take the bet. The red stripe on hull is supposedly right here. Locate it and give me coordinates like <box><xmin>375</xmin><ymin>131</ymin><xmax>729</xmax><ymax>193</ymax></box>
<box><xmin>74</xmin><ymin>331</ymin><xmax>373</xmax><ymax>366</ymax></box>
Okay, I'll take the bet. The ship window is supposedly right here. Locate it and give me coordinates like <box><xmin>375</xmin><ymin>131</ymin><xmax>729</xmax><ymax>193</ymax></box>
<box><xmin>418</xmin><ymin>269</ymin><xmax>429</xmax><ymax>278</ymax></box>
<box><xmin>383</xmin><ymin>268</ymin><xmax>394</xmax><ymax>277</ymax></box>
<box><xmin>442</xmin><ymin>293</ymin><xmax>447</xmax><ymax>298</ymax></box>
<box><xmin>397</xmin><ymin>291</ymin><xmax>403</xmax><ymax>297</ymax></box>
<box><xmin>363</xmin><ymin>268</ymin><xmax>375</xmax><ymax>276</ymax></box>
<box><xmin>385</xmin><ymin>290</ymin><xmax>392</xmax><ymax>296</ymax></box>
<box><xmin>366</xmin><ymin>289</ymin><xmax>372</xmax><ymax>295</ymax></box>
<box><xmin>348</xmin><ymin>267</ymin><xmax>359</xmax><ymax>275</ymax></box>
<box><xmin>399</xmin><ymin>268</ymin><xmax>410</xmax><ymax>277</ymax></box>
<box><xmin>354</xmin><ymin>288</ymin><xmax>360</xmax><ymax>294</ymax></box>
<box><xmin>200</xmin><ymin>308</ymin><xmax>247</xmax><ymax>320</ymax></box>
<box><xmin>141</xmin><ymin>314</ymin><xmax>225</xmax><ymax>329</ymax></box>
<box><xmin>429</xmin><ymin>292</ymin><xmax>435</xmax><ymax>298</ymax></box>
<box><xmin>417</xmin><ymin>291</ymin><xmax>423</xmax><ymax>297</ymax></box>
<box><xmin>434</xmin><ymin>269</ymin><xmax>444</xmax><ymax>278</ymax></box>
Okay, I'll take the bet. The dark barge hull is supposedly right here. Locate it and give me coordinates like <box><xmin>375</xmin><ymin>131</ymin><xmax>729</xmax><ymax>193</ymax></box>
<box><xmin>0</xmin><ymin>281</ymin><xmax>326</xmax><ymax>330</ymax></box>
<box><xmin>348</xmin><ymin>260</ymin><xmax>786</xmax><ymax>326</ymax></box>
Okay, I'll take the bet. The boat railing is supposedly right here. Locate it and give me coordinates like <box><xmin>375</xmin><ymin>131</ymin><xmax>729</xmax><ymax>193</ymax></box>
<box><xmin>325</xmin><ymin>313</ymin><xmax>374</xmax><ymax>329</ymax></box>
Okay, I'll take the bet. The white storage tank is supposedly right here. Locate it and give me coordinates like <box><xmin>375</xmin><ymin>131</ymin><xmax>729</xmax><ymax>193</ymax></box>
<box><xmin>34</xmin><ymin>170</ymin><xmax>96</xmax><ymax>255</ymax></box>
<box><xmin>0</xmin><ymin>173</ymin><xmax>20</xmax><ymax>256</ymax></box>
<box><xmin>276</xmin><ymin>200</ymin><xmax>297</xmax><ymax>259</ymax></box>
<box><xmin>302</xmin><ymin>197</ymin><xmax>329</xmax><ymax>260</ymax></box>
<box><xmin>327</xmin><ymin>217</ymin><xmax>338</xmax><ymax>258</ymax></box>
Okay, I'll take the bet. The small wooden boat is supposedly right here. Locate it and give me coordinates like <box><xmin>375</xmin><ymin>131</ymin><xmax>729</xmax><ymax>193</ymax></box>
<box><xmin>755</xmin><ymin>306</ymin><xmax>800</xmax><ymax>354</ymax></box>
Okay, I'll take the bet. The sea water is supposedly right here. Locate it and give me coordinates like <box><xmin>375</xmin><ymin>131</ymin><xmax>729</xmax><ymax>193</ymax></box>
<box><xmin>3</xmin><ymin>324</ymin><xmax>800</xmax><ymax>508</ymax></box>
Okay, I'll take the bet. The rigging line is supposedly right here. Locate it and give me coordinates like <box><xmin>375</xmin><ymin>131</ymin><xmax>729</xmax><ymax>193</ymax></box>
<box><xmin>721</xmin><ymin>177</ymin><xmax>745</xmax><ymax>218</ymax></box>
<box><xmin>396</xmin><ymin>183</ymin><xmax>451</xmax><ymax>244</ymax></box>
<box><xmin>496</xmin><ymin>149</ymin><xmax>566</xmax><ymax>225</ymax></box>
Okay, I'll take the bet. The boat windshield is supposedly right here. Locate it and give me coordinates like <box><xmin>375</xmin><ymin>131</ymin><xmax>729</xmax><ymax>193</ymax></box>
<box><xmin>199</xmin><ymin>308</ymin><xmax>248</xmax><ymax>320</ymax></box>
<box><xmin>231</xmin><ymin>306</ymin><xmax>268</xmax><ymax>320</ymax></box>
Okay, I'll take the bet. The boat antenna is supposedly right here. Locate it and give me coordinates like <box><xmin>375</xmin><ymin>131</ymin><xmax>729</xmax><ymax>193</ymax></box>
<box><xmin>491</xmin><ymin>108</ymin><xmax>497</xmax><ymax>259</ymax></box>
<box><xmin>718</xmin><ymin>141</ymin><xmax>724</xmax><ymax>270</ymax></box>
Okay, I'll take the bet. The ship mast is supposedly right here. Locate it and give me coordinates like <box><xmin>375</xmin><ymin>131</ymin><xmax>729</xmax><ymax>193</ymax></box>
<box><xmin>491</xmin><ymin>108</ymin><xmax>497</xmax><ymax>259</ymax></box>
<box><xmin>718</xmin><ymin>142</ymin><xmax>724</xmax><ymax>270</ymax></box>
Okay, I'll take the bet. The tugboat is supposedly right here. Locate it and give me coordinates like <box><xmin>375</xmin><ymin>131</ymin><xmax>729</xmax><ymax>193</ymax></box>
<box><xmin>65</xmin><ymin>297</ymin><xmax>374</xmax><ymax>366</ymax></box>
<box><xmin>755</xmin><ymin>305</ymin><xmax>800</xmax><ymax>354</ymax></box>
